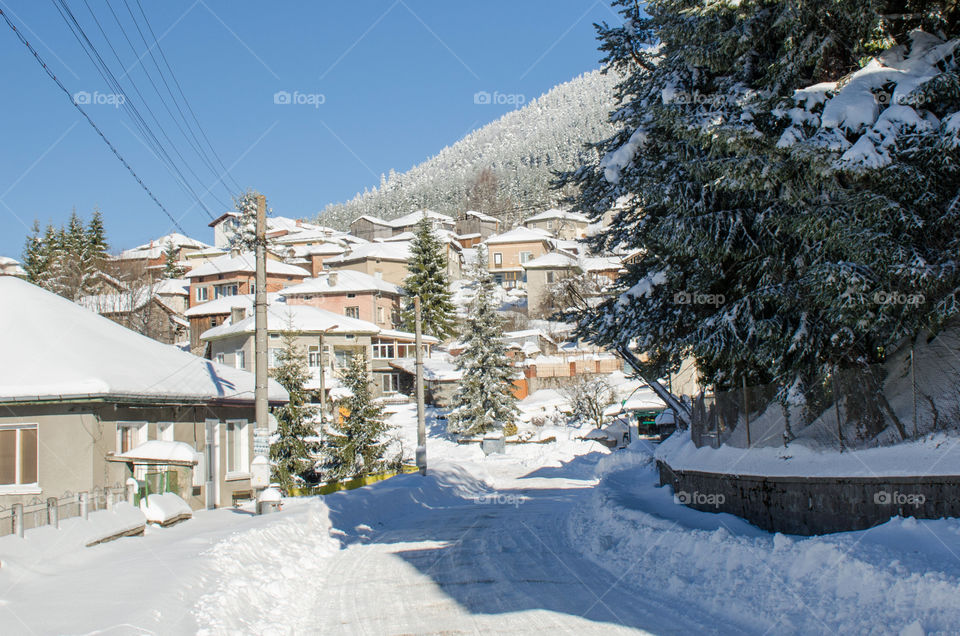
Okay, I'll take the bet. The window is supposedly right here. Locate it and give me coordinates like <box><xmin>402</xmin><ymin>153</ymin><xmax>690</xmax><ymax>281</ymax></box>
<box><xmin>210</xmin><ymin>317</ymin><xmax>219</xmax><ymax>327</ymax></box>
<box><xmin>345</xmin><ymin>306</ymin><xmax>360</xmax><ymax>319</ymax></box>
<box><xmin>117</xmin><ymin>422</ymin><xmax>147</xmax><ymax>454</ymax></box>
<box><xmin>382</xmin><ymin>373</ymin><xmax>400</xmax><ymax>394</ymax></box>
<box><xmin>196</xmin><ymin>286</ymin><xmax>209</xmax><ymax>302</ymax></box>
<box><xmin>235</xmin><ymin>349</ymin><xmax>245</xmax><ymax>370</ymax></box>
<box><xmin>269</xmin><ymin>348</ymin><xmax>281</xmax><ymax>368</ymax></box>
<box><xmin>308</xmin><ymin>345</ymin><xmax>322</xmax><ymax>368</ymax></box>
<box><xmin>493</xmin><ymin>252</ymin><xmax>503</xmax><ymax>267</ymax></box>
<box><xmin>249</xmin><ymin>282</ymin><xmax>256</xmax><ymax>296</ymax></box>
<box><xmin>547</xmin><ymin>220</ymin><xmax>554</xmax><ymax>230</ymax></box>
<box><xmin>372</xmin><ymin>339</ymin><xmax>395</xmax><ymax>359</ymax></box>
<box><xmin>214</xmin><ymin>283</ymin><xmax>239</xmax><ymax>299</ymax></box>
<box><xmin>0</xmin><ymin>424</ymin><xmax>38</xmax><ymax>486</ymax></box>
<box><xmin>216</xmin><ymin>353</ymin><xmax>225</xmax><ymax>364</ymax></box>
<box><xmin>546</xmin><ymin>271</ymin><xmax>555</xmax><ymax>284</ymax></box>
<box><xmin>334</xmin><ymin>349</ymin><xmax>353</xmax><ymax>369</ymax></box>
<box><xmin>520</xmin><ymin>251</ymin><xmax>533</xmax><ymax>263</ymax></box>
<box><xmin>225</xmin><ymin>420</ymin><xmax>248</xmax><ymax>474</ymax></box>
<box><xmin>346</xmin><ymin>293</ymin><xmax>356</xmax><ymax>299</ymax></box>
<box><xmin>158</xmin><ymin>422</ymin><xmax>175</xmax><ymax>442</ymax></box>
<box><xmin>376</xmin><ymin>306</ymin><xmax>385</xmax><ymax>324</ymax></box>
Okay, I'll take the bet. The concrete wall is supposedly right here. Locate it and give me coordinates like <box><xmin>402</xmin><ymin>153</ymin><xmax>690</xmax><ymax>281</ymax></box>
<box><xmin>326</xmin><ymin>259</ymin><xmax>409</xmax><ymax>286</ymax></box>
<box><xmin>657</xmin><ymin>460</ymin><xmax>960</xmax><ymax>535</ymax></box>
<box><xmin>524</xmin><ymin>219</ymin><xmax>587</xmax><ymax>240</ymax></box>
<box><xmin>285</xmin><ymin>292</ymin><xmax>399</xmax><ymax>328</ymax></box>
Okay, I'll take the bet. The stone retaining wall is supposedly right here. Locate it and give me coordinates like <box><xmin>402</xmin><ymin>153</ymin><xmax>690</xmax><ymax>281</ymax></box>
<box><xmin>657</xmin><ymin>460</ymin><xmax>960</xmax><ymax>535</ymax></box>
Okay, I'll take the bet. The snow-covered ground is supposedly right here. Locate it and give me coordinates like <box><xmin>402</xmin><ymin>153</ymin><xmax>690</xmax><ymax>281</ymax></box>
<box><xmin>1</xmin><ymin>425</ymin><xmax>958</xmax><ymax>634</ymax></box>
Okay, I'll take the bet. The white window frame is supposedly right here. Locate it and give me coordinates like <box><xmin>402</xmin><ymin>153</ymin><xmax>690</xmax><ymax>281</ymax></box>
<box><xmin>345</xmin><ymin>306</ymin><xmax>360</xmax><ymax>319</ymax></box>
<box><xmin>493</xmin><ymin>252</ymin><xmax>503</xmax><ymax>266</ymax></box>
<box><xmin>215</xmin><ymin>352</ymin><xmax>225</xmax><ymax>364</ymax></box>
<box><xmin>117</xmin><ymin>421</ymin><xmax>147</xmax><ymax>454</ymax></box>
<box><xmin>235</xmin><ymin>349</ymin><xmax>245</xmax><ymax>370</ymax></box>
<box><xmin>224</xmin><ymin>419</ymin><xmax>249</xmax><ymax>479</ymax></box>
<box><xmin>520</xmin><ymin>251</ymin><xmax>533</xmax><ymax>263</ymax></box>
<box><xmin>0</xmin><ymin>423</ymin><xmax>39</xmax><ymax>493</ymax></box>
<box><xmin>382</xmin><ymin>373</ymin><xmax>400</xmax><ymax>394</ymax></box>
<box><xmin>376</xmin><ymin>305</ymin><xmax>385</xmax><ymax>324</ymax></box>
<box><xmin>196</xmin><ymin>286</ymin><xmax>208</xmax><ymax>302</ymax></box>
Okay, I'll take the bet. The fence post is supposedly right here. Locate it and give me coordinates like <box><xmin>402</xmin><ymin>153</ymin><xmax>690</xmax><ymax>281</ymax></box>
<box><xmin>47</xmin><ymin>497</ymin><xmax>59</xmax><ymax>529</ymax></box>
<box><xmin>79</xmin><ymin>492</ymin><xmax>89</xmax><ymax>520</ymax></box>
<box><xmin>12</xmin><ymin>503</ymin><xmax>23</xmax><ymax>538</ymax></box>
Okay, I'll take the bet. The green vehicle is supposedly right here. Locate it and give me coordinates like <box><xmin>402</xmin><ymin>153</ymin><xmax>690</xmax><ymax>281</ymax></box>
<box><xmin>635</xmin><ymin>408</ymin><xmax>673</xmax><ymax>440</ymax></box>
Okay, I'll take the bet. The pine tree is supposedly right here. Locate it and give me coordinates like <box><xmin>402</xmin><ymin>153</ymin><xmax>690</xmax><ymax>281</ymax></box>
<box><xmin>231</xmin><ymin>190</ymin><xmax>263</xmax><ymax>252</ymax></box>
<box><xmin>269</xmin><ymin>330</ymin><xmax>320</xmax><ymax>489</ymax></box>
<box><xmin>400</xmin><ymin>217</ymin><xmax>456</xmax><ymax>340</ymax></box>
<box><xmin>448</xmin><ymin>269</ymin><xmax>517</xmax><ymax>436</ymax></box>
<box><xmin>161</xmin><ymin>241</ymin><xmax>186</xmax><ymax>279</ymax></box>
<box><xmin>325</xmin><ymin>353</ymin><xmax>388</xmax><ymax>479</ymax></box>
<box><xmin>21</xmin><ymin>221</ymin><xmax>48</xmax><ymax>284</ymax></box>
<box><xmin>85</xmin><ymin>209</ymin><xmax>109</xmax><ymax>267</ymax></box>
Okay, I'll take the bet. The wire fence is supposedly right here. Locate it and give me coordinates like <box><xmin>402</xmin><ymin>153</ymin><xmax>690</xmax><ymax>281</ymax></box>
<box><xmin>0</xmin><ymin>484</ymin><xmax>130</xmax><ymax>539</ymax></box>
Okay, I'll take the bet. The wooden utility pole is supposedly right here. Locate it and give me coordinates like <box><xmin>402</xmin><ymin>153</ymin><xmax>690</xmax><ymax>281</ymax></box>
<box><xmin>415</xmin><ymin>296</ymin><xmax>426</xmax><ymax>475</ymax></box>
<box><xmin>255</xmin><ymin>194</ymin><xmax>268</xmax><ymax>432</ymax></box>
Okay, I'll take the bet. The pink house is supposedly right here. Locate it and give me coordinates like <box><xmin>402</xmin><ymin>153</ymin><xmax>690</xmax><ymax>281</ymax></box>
<box><xmin>278</xmin><ymin>270</ymin><xmax>402</xmax><ymax>329</ymax></box>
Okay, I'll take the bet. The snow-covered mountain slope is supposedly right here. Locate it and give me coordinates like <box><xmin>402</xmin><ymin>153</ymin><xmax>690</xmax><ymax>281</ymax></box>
<box><xmin>318</xmin><ymin>69</ymin><xmax>619</xmax><ymax>229</ymax></box>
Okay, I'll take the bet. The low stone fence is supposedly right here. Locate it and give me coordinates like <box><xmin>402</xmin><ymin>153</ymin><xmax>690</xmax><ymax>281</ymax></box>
<box><xmin>657</xmin><ymin>460</ymin><xmax>960</xmax><ymax>535</ymax></box>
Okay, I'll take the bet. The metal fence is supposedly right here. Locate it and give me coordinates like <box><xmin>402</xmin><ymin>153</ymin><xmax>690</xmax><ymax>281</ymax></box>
<box><xmin>0</xmin><ymin>484</ymin><xmax>130</xmax><ymax>539</ymax></box>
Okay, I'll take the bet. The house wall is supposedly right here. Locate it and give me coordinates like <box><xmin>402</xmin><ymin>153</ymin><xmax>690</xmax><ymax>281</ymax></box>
<box><xmin>326</xmin><ymin>259</ymin><xmax>409</xmax><ymax>286</ymax></box>
<box><xmin>525</xmin><ymin>267</ymin><xmax>576</xmax><ymax>317</ymax></box>
<box><xmin>350</xmin><ymin>219</ymin><xmax>392</xmax><ymax>242</ymax></box>
<box><xmin>487</xmin><ymin>241</ymin><xmax>550</xmax><ymax>288</ymax></box>
<box><xmin>524</xmin><ymin>219</ymin><xmax>588</xmax><ymax>240</ymax></box>
<box><xmin>284</xmin><ymin>292</ymin><xmax>399</xmax><ymax>328</ymax></box>
<box><xmin>456</xmin><ymin>217</ymin><xmax>499</xmax><ymax>239</ymax></box>
<box><xmin>188</xmin><ymin>272</ymin><xmax>307</xmax><ymax>309</ymax></box>
<box><xmin>0</xmin><ymin>402</ymin><xmax>257</xmax><ymax>512</ymax></box>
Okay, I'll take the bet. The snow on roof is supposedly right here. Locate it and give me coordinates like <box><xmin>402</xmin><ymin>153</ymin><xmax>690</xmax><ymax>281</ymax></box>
<box><xmin>183</xmin><ymin>293</ymin><xmax>281</xmax><ymax>317</ymax></box>
<box><xmin>387</xmin><ymin>210</ymin><xmax>455</xmax><ymax>228</ymax></box>
<box><xmin>580</xmin><ymin>256</ymin><xmax>624</xmax><ymax>272</ymax></box>
<box><xmin>378</xmin><ymin>328</ymin><xmax>439</xmax><ymax>344</ymax></box>
<box><xmin>118</xmin><ymin>233</ymin><xmax>212</xmax><ymax>260</ymax></box>
<box><xmin>353</xmin><ymin>214</ymin><xmax>393</xmax><ymax>227</ymax></box>
<box><xmin>0</xmin><ymin>277</ymin><xmax>286</xmax><ymax>404</ymax></box>
<box><xmin>185</xmin><ymin>252</ymin><xmax>310</xmax><ymax>278</ymax></box>
<box><xmin>523</xmin><ymin>209</ymin><xmax>590</xmax><ymax>223</ymax></box>
<box><xmin>278</xmin><ymin>270</ymin><xmax>401</xmax><ymax>296</ymax></box>
<box><xmin>201</xmin><ymin>303</ymin><xmax>380</xmax><ymax>340</ymax></box>
<box><xmin>484</xmin><ymin>227</ymin><xmax>555</xmax><ymax>245</ymax></box>
<box><xmin>463</xmin><ymin>210</ymin><xmax>499</xmax><ymax>223</ymax></box>
<box><xmin>153</xmin><ymin>278</ymin><xmax>190</xmax><ymax>295</ymax></box>
<box><xmin>389</xmin><ymin>357</ymin><xmax>462</xmax><ymax>381</ymax></box>
<box><xmin>380</xmin><ymin>231</ymin><xmax>416</xmax><ymax>242</ymax></box>
<box><xmin>522</xmin><ymin>252</ymin><xmax>579</xmax><ymax>269</ymax></box>
<box><xmin>115</xmin><ymin>440</ymin><xmax>198</xmax><ymax>464</ymax></box>
<box><xmin>0</xmin><ymin>256</ymin><xmax>20</xmax><ymax>266</ymax></box>
<box><xmin>324</xmin><ymin>242</ymin><xmax>412</xmax><ymax>264</ymax></box>
<box><xmin>503</xmin><ymin>329</ymin><xmax>555</xmax><ymax>343</ymax></box>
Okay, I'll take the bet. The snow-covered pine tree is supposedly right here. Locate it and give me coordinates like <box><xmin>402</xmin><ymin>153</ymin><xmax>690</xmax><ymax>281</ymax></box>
<box><xmin>269</xmin><ymin>329</ymin><xmax>320</xmax><ymax>489</ymax></box>
<box><xmin>325</xmin><ymin>353</ymin><xmax>388</xmax><ymax>479</ymax></box>
<box><xmin>48</xmin><ymin>211</ymin><xmax>92</xmax><ymax>300</ymax></box>
<box><xmin>401</xmin><ymin>217</ymin><xmax>456</xmax><ymax>340</ymax></box>
<box><xmin>230</xmin><ymin>190</ymin><xmax>263</xmax><ymax>252</ymax></box>
<box><xmin>21</xmin><ymin>221</ymin><xmax>50</xmax><ymax>286</ymax></box>
<box><xmin>85</xmin><ymin>209</ymin><xmax>109</xmax><ymax>280</ymax></box>
<box><xmin>559</xmin><ymin>0</ymin><xmax>960</xmax><ymax>438</ymax></box>
<box><xmin>447</xmin><ymin>269</ymin><xmax>517</xmax><ymax>436</ymax></box>
<box><xmin>161</xmin><ymin>241</ymin><xmax>186</xmax><ymax>279</ymax></box>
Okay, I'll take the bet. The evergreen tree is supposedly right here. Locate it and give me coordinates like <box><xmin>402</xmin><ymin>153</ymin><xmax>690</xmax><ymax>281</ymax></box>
<box><xmin>85</xmin><ymin>208</ymin><xmax>109</xmax><ymax>266</ymax></box>
<box><xmin>231</xmin><ymin>190</ymin><xmax>264</xmax><ymax>252</ymax></box>
<box><xmin>401</xmin><ymin>218</ymin><xmax>456</xmax><ymax>340</ymax></box>
<box><xmin>448</xmin><ymin>269</ymin><xmax>517</xmax><ymax>436</ymax></box>
<box><xmin>21</xmin><ymin>221</ymin><xmax>48</xmax><ymax>285</ymax></box>
<box><xmin>269</xmin><ymin>330</ymin><xmax>320</xmax><ymax>489</ymax></box>
<box><xmin>161</xmin><ymin>241</ymin><xmax>186</xmax><ymax>279</ymax></box>
<box><xmin>325</xmin><ymin>353</ymin><xmax>388</xmax><ymax>479</ymax></box>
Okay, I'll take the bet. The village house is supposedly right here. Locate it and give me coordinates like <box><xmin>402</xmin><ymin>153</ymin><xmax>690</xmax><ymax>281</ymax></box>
<box><xmin>349</xmin><ymin>210</ymin><xmax>456</xmax><ymax>242</ymax></box>
<box><xmin>185</xmin><ymin>251</ymin><xmax>309</xmax><ymax>310</ymax></box>
<box><xmin>455</xmin><ymin>210</ymin><xmax>500</xmax><ymax>246</ymax></box>
<box><xmin>323</xmin><ymin>242</ymin><xmax>412</xmax><ymax>286</ymax></box>
<box><xmin>0</xmin><ymin>277</ymin><xmax>287</xmax><ymax>514</ymax></box>
<box><xmin>78</xmin><ymin>286</ymin><xmax>189</xmax><ymax>345</ymax></box>
<box><xmin>183</xmin><ymin>293</ymin><xmax>279</xmax><ymax>352</ymax></box>
<box><xmin>115</xmin><ymin>233</ymin><xmax>214</xmax><ymax>278</ymax></box>
<box><xmin>522</xmin><ymin>209</ymin><xmax>591</xmax><ymax>240</ymax></box>
<box><xmin>521</xmin><ymin>252</ymin><xmax>581</xmax><ymax>316</ymax></box>
<box><xmin>380</xmin><ymin>229</ymin><xmax>464</xmax><ymax>280</ymax></box>
<box><xmin>0</xmin><ymin>256</ymin><xmax>26</xmax><ymax>277</ymax></box>
<box><xmin>201</xmin><ymin>303</ymin><xmax>436</xmax><ymax>400</ymax></box>
<box><xmin>279</xmin><ymin>270</ymin><xmax>402</xmax><ymax>329</ymax></box>
<box><xmin>484</xmin><ymin>226</ymin><xmax>554</xmax><ymax>289</ymax></box>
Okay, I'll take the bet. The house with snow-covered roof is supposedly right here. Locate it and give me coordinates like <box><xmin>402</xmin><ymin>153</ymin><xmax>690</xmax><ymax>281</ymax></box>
<box><xmin>323</xmin><ymin>241</ymin><xmax>413</xmax><ymax>286</ymax></box>
<box><xmin>0</xmin><ymin>256</ymin><xmax>26</xmax><ymax>277</ymax></box>
<box><xmin>522</xmin><ymin>252</ymin><xmax>625</xmax><ymax>316</ymax></box>
<box><xmin>200</xmin><ymin>303</ymin><xmax>437</xmax><ymax>402</ymax></box>
<box><xmin>455</xmin><ymin>210</ymin><xmax>500</xmax><ymax>244</ymax></box>
<box><xmin>522</xmin><ymin>209</ymin><xmax>590</xmax><ymax>240</ymax></box>
<box><xmin>115</xmin><ymin>233</ymin><xmax>213</xmax><ymax>277</ymax></box>
<box><xmin>78</xmin><ymin>282</ymin><xmax>189</xmax><ymax>346</ymax></box>
<box><xmin>185</xmin><ymin>251</ymin><xmax>309</xmax><ymax>310</ymax></box>
<box><xmin>484</xmin><ymin>226</ymin><xmax>555</xmax><ymax>289</ymax></box>
<box><xmin>279</xmin><ymin>270</ymin><xmax>402</xmax><ymax>329</ymax></box>
<box><xmin>0</xmin><ymin>277</ymin><xmax>287</xmax><ymax>513</ymax></box>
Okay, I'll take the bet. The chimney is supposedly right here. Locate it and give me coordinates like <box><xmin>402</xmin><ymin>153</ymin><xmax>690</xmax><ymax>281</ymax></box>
<box><xmin>296</xmin><ymin>219</ymin><xmax>302</xmax><ymax>227</ymax></box>
<box><xmin>231</xmin><ymin>306</ymin><xmax>246</xmax><ymax>324</ymax></box>
<box><xmin>328</xmin><ymin>271</ymin><xmax>338</xmax><ymax>287</ymax></box>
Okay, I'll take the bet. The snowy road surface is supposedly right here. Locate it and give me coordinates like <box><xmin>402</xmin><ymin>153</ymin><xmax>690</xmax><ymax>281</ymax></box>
<box><xmin>2</xmin><ymin>435</ymin><xmax>959</xmax><ymax>634</ymax></box>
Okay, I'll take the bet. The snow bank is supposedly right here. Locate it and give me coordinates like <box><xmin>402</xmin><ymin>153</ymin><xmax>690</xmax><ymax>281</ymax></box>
<box><xmin>570</xmin><ymin>444</ymin><xmax>960</xmax><ymax>634</ymax></box>
<box><xmin>140</xmin><ymin>493</ymin><xmax>193</xmax><ymax>525</ymax></box>
<box><xmin>195</xmin><ymin>499</ymin><xmax>340</xmax><ymax>634</ymax></box>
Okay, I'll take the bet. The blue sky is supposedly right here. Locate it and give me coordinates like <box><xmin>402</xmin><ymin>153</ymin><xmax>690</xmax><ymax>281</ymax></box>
<box><xmin>0</xmin><ymin>1</ymin><xmax>619</xmax><ymax>257</ymax></box>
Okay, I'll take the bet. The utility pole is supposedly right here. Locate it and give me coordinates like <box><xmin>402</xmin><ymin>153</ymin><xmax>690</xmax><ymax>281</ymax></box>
<box><xmin>255</xmin><ymin>194</ymin><xmax>268</xmax><ymax>432</ymax></box>
<box><xmin>415</xmin><ymin>296</ymin><xmax>426</xmax><ymax>475</ymax></box>
<box><xmin>318</xmin><ymin>325</ymin><xmax>338</xmax><ymax>425</ymax></box>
